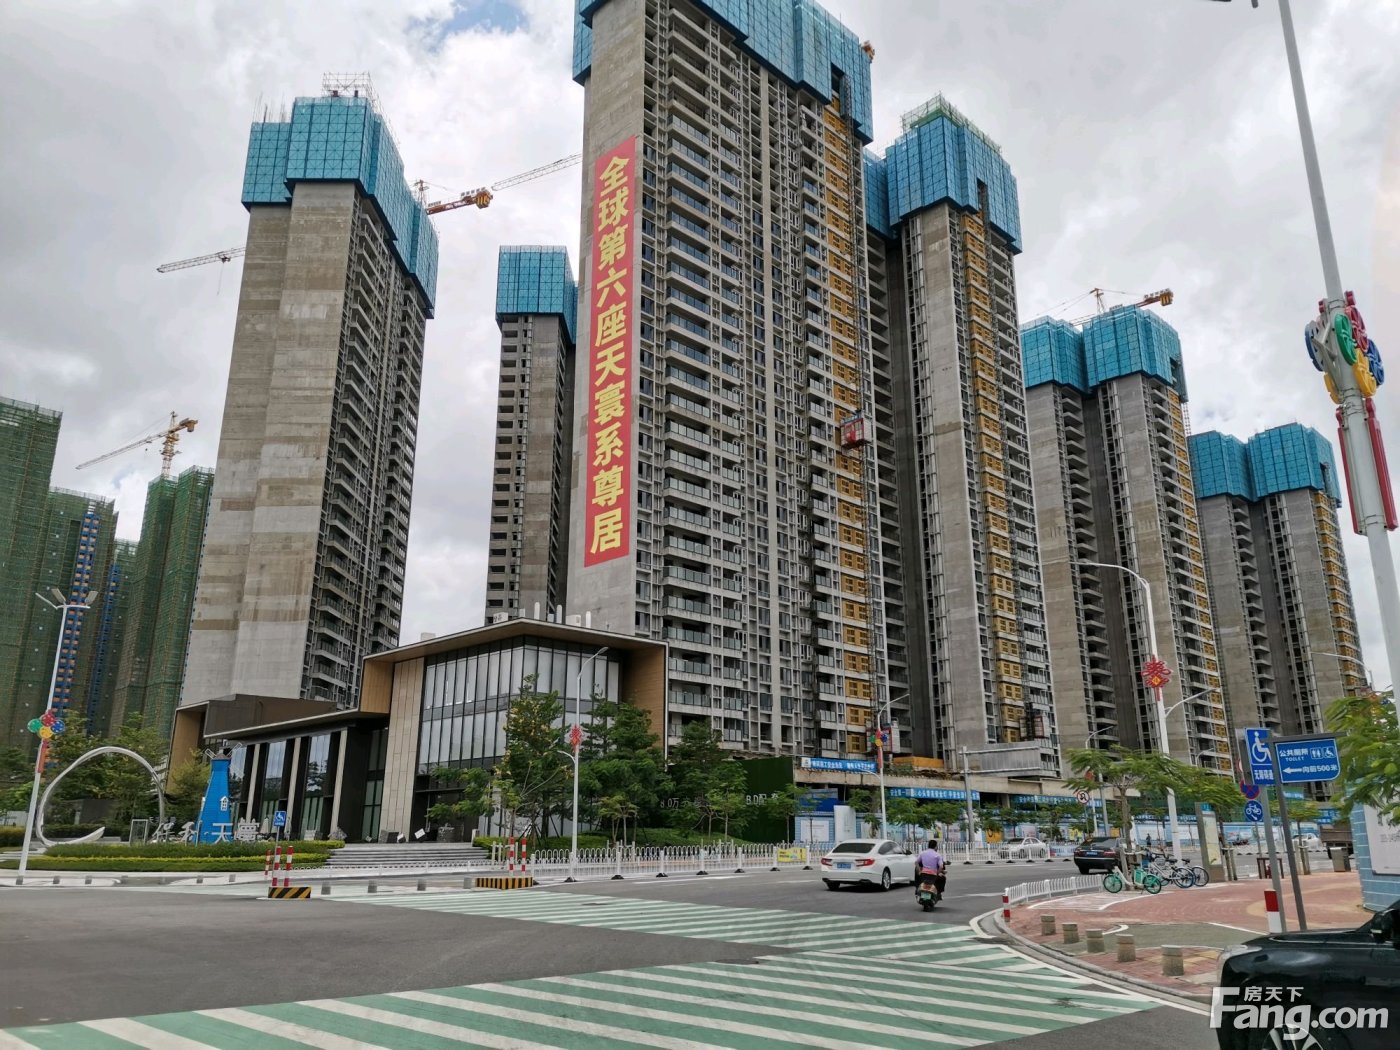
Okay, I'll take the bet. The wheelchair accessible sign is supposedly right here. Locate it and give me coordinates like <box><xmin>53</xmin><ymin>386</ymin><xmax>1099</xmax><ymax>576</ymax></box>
<box><xmin>1244</xmin><ymin>728</ymin><xmax>1341</xmax><ymax>786</ymax></box>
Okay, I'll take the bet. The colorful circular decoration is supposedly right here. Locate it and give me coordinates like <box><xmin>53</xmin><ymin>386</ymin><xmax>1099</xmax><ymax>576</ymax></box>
<box><xmin>27</xmin><ymin>718</ymin><xmax>42</xmax><ymax>733</ymax></box>
<box><xmin>1334</xmin><ymin>312</ymin><xmax>1358</xmax><ymax>365</ymax></box>
<box><xmin>38</xmin><ymin>726</ymin><xmax>53</xmax><ymax>740</ymax></box>
<box><xmin>1355</xmin><ymin>356</ymin><xmax>1379</xmax><ymax>397</ymax></box>
<box><xmin>1325</xmin><ymin>372</ymin><xmax>1341</xmax><ymax>405</ymax></box>
<box><xmin>1305</xmin><ymin>321</ymin><xmax>1325</xmax><ymax>372</ymax></box>
<box><xmin>1367</xmin><ymin>339</ymin><xmax>1384</xmax><ymax>386</ymax></box>
<box><xmin>51</xmin><ymin>719</ymin><xmax>66</xmax><ymax>734</ymax></box>
<box><xmin>40</xmin><ymin>711</ymin><xmax>54</xmax><ymax>727</ymax></box>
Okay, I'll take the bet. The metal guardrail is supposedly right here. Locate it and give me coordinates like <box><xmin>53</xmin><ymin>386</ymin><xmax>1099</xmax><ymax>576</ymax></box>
<box><xmin>1005</xmin><ymin>872</ymin><xmax>1107</xmax><ymax>905</ymax></box>
<box><xmin>520</xmin><ymin>843</ymin><xmax>832</xmax><ymax>879</ymax></box>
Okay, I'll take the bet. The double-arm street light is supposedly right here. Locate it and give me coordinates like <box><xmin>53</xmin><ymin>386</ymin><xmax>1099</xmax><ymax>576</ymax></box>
<box><xmin>17</xmin><ymin>588</ymin><xmax>96</xmax><ymax>881</ymax></box>
<box><xmin>876</xmin><ymin>691</ymin><xmax>907</xmax><ymax>838</ymax></box>
<box><xmin>566</xmin><ymin>646</ymin><xmax>609</xmax><ymax>884</ymax></box>
<box><xmin>1084</xmin><ymin>725</ymin><xmax>1115</xmax><ymax>837</ymax></box>
<box><xmin>1210</xmin><ymin>0</ymin><xmax>1400</xmax><ymax>721</ymax></box>
<box><xmin>1081</xmin><ymin>561</ymin><xmax>1183</xmax><ymax>859</ymax></box>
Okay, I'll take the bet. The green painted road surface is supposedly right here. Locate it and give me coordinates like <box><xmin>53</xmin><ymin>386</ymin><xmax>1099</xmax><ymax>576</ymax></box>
<box><xmin>0</xmin><ymin>949</ymin><xmax>1151</xmax><ymax>1049</ymax></box>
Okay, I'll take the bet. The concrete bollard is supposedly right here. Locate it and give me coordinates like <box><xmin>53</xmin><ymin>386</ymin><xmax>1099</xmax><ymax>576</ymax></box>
<box><xmin>119</xmin><ymin>875</ymin><xmax>129</xmax><ymax>885</ymax></box>
<box><xmin>52</xmin><ymin>876</ymin><xmax>61</xmax><ymax>885</ymax></box>
<box><xmin>417</xmin><ymin>878</ymin><xmax>427</xmax><ymax>891</ymax></box>
<box><xmin>1116</xmin><ymin>934</ymin><xmax>1136</xmax><ymax>962</ymax></box>
<box><xmin>84</xmin><ymin>876</ymin><xmax>92</xmax><ymax>885</ymax></box>
<box><xmin>196</xmin><ymin>876</ymin><xmax>205</xmax><ymax>885</ymax></box>
<box><xmin>1161</xmin><ymin>945</ymin><xmax>1184</xmax><ymax>977</ymax></box>
<box><xmin>228</xmin><ymin>874</ymin><xmax>236</xmax><ymax>883</ymax></box>
<box><xmin>1040</xmin><ymin>915</ymin><xmax>1057</xmax><ymax>937</ymax></box>
<box><xmin>464</xmin><ymin>877</ymin><xmax>472</xmax><ymax>890</ymax></box>
<box><xmin>368</xmin><ymin>882</ymin><xmax>378</xmax><ymax>894</ymax></box>
<box><xmin>1062</xmin><ymin>922</ymin><xmax>1080</xmax><ymax>945</ymax></box>
<box><xmin>1086</xmin><ymin>929</ymin><xmax>1106</xmax><ymax>954</ymax></box>
<box><xmin>321</xmin><ymin>883</ymin><xmax>331</xmax><ymax>896</ymax></box>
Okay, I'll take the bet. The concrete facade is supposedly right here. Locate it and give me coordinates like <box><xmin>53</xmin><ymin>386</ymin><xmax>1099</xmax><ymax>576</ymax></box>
<box><xmin>1024</xmin><ymin>309</ymin><xmax>1231</xmax><ymax>774</ymax></box>
<box><xmin>565</xmin><ymin>0</ymin><xmax>904</xmax><ymax>758</ymax></box>
<box><xmin>486</xmin><ymin>248</ymin><xmax>578</xmax><ymax>623</ymax></box>
<box><xmin>184</xmin><ymin>86</ymin><xmax>434</xmax><ymax>716</ymax></box>
<box><xmin>1193</xmin><ymin>426</ymin><xmax>1364</xmax><ymax>757</ymax></box>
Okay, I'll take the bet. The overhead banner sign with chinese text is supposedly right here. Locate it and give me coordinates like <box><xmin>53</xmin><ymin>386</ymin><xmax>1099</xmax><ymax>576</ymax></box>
<box><xmin>583</xmin><ymin>136</ymin><xmax>638</xmax><ymax>567</ymax></box>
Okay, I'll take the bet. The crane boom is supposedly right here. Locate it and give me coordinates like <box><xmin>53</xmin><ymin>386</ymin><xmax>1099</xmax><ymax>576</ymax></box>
<box><xmin>159</xmin><ymin>152</ymin><xmax>583</xmax><ymax>270</ymax></box>
<box><xmin>1067</xmin><ymin>288</ymin><xmax>1173</xmax><ymax>326</ymax></box>
<box><xmin>157</xmin><ymin>247</ymin><xmax>246</xmax><ymax>273</ymax></box>
<box><xmin>76</xmin><ymin>413</ymin><xmax>197</xmax><ymax>478</ymax></box>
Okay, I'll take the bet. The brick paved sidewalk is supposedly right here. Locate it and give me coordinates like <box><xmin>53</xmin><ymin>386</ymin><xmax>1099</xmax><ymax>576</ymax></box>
<box><xmin>1001</xmin><ymin>872</ymin><xmax>1367</xmax><ymax>999</ymax></box>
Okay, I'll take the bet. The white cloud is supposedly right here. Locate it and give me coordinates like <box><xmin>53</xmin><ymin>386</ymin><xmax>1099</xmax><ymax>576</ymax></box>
<box><xmin>3</xmin><ymin>0</ymin><xmax>1398</xmax><ymax>684</ymax></box>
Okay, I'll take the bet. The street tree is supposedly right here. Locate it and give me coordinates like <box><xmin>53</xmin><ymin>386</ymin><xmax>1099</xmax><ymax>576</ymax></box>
<box><xmin>495</xmin><ymin>676</ymin><xmax>571</xmax><ymax>839</ymax></box>
<box><xmin>1064</xmin><ymin>747</ymin><xmax>1234</xmax><ymax>847</ymax></box>
<box><xmin>579</xmin><ymin>697</ymin><xmax>667</xmax><ymax>839</ymax></box>
<box><xmin>1327</xmin><ymin>691</ymin><xmax>1400</xmax><ymax>824</ymax></box>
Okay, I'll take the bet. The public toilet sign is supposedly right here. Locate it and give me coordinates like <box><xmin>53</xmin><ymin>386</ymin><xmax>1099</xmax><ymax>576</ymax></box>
<box><xmin>1240</xmin><ymin>728</ymin><xmax>1341</xmax><ymax>786</ymax></box>
<box><xmin>1274</xmin><ymin>738</ymin><xmax>1340</xmax><ymax>784</ymax></box>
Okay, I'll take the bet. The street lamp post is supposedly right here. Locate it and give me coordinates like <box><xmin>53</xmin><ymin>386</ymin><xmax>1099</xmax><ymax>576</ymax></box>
<box><xmin>1082</xmin><ymin>561</ymin><xmax>1183</xmax><ymax>860</ymax></box>
<box><xmin>1084</xmin><ymin>725</ymin><xmax>1115</xmax><ymax>837</ymax></box>
<box><xmin>876</xmin><ymin>691</ymin><xmax>907</xmax><ymax>839</ymax></box>
<box><xmin>17</xmin><ymin>589</ymin><xmax>96</xmax><ymax>882</ymax></box>
<box><xmin>566</xmin><ymin>646</ymin><xmax>609</xmax><ymax>884</ymax></box>
<box><xmin>1213</xmin><ymin>0</ymin><xmax>1400</xmax><ymax>720</ymax></box>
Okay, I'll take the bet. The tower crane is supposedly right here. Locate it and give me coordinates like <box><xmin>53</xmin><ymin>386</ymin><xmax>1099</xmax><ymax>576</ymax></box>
<box><xmin>1067</xmin><ymin>287</ymin><xmax>1174</xmax><ymax>326</ymax></box>
<box><xmin>75</xmin><ymin>413</ymin><xmax>198</xmax><ymax>479</ymax></box>
<box><xmin>156</xmin><ymin>152</ymin><xmax>582</xmax><ymax>272</ymax></box>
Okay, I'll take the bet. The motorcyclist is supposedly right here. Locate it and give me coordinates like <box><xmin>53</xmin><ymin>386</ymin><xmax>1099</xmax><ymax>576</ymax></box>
<box><xmin>914</xmin><ymin>839</ymin><xmax>946</xmax><ymax>898</ymax></box>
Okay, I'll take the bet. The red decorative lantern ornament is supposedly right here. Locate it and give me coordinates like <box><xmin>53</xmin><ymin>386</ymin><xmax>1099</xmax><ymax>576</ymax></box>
<box><xmin>1140</xmin><ymin>658</ymin><xmax>1172</xmax><ymax>691</ymax></box>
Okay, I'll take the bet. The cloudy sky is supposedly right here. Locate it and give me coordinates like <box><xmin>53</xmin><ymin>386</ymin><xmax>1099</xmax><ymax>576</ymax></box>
<box><xmin>3</xmin><ymin>0</ymin><xmax>1399</xmax><ymax>683</ymax></box>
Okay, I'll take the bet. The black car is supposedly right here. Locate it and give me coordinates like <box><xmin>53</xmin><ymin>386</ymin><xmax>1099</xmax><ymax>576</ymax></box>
<box><xmin>1072</xmin><ymin>836</ymin><xmax>1121</xmax><ymax>874</ymax></box>
<box><xmin>1215</xmin><ymin>899</ymin><xmax>1399</xmax><ymax>1049</ymax></box>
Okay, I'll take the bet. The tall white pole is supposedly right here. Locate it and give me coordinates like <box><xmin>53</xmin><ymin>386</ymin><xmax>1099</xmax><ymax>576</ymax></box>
<box><xmin>567</xmin><ymin>647</ymin><xmax>608</xmax><ymax>884</ymax></box>
<box><xmin>1083</xmin><ymin>561</ymin><xmax>1181</xmax><ymax>858</ymax></box>
<box><xmin>17</xmin><ymin>601</ymin><xmax>78</xmax><ymax>881</ymax></box>
<box><xmin>1275</xmin><ymin>0</ymin><xmax>1400</xmax><ymax>716</ymax></box>
<box><xmin>960</xmin><ymin>746</ymin><xmax>976</xmax><ymax>846</ymax></box>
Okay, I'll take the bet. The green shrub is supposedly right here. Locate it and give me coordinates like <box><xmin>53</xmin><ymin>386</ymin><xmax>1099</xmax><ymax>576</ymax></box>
<box><xmin>43</xmin><ymin>839</ymin><xmax>344</xmax><ymax>859</ymax></box>
<box><xmin>0</xmin><ymin>824</ymin><xmax>115</xmax><ymax>847</ymax></box>
<box><xmin>475</xmin><ymin>829</ymin><xmax>758</xmax><ymax>851</ymax></box>
<box><xmin>0</xmin><ymin>826</ymin><xmax>23</xmax><ymax>847</ymax></box>
<box><xmin>0</xmin><ymin>854</ymin><xmax>328</xmax><ymax>872</ymax></box>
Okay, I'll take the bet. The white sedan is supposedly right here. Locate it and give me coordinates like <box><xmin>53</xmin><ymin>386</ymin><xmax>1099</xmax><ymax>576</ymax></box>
<box><xmin>997</xmin><ymin>836</ymin><xmax>1050</xmax><ymax>860</ymax></box>
<box><xmin>819</xmin><ymin>839</ymin><xmax>918</xmax><ymax>890</ymax></box>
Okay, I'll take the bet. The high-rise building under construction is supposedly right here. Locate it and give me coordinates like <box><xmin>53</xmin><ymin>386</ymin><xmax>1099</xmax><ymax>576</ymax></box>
<box><xmin>110</xmin><ymin>467</ymin><xmax>214</xmax><ymax>739</ymax></box>
<box><xmin>182</xmin><ymin>76</ymin><xmax>438</xmax><ymax>717</ymax></box>
<box><xmin>485</xmin><ymin>247</ymin><xmax>579</xmax><ymax>622</ymax></box>
<box><xmin>0</xmin><ymin>395</ymin><xmax>122</xmax><ymax>749</ymax></box>
<box><xmin>1191</xmin><ymin>424</ymin><xmax>1364</xmax><ymax>750</ymax></box>
<box><xmin>1023</xmin><ymin>308</ymin><xmax>1231</xmax><ymax>773</ymax></box>
<box><xmin>517</xmin><ymin>0</ymin><xmax>1051</xmax><ymax>770</ymax></box>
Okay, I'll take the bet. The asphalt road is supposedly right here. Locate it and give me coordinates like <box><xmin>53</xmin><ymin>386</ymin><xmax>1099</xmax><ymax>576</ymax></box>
<box><xmin>0</xmin><ymin>869</ymin><xmax>1217</xmax><ymax>1048</ymax></box>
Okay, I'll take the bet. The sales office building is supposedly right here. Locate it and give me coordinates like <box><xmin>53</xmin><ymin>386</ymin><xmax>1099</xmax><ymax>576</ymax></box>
<box><xmin>170</xmin><ymin>619</ymin><xmax>667</xmax><ymax>842</ymax></box>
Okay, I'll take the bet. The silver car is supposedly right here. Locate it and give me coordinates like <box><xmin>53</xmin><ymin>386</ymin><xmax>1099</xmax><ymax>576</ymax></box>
<box><xmin>997</xmin><ymin>836</ymin><xmax>1049</xmax><ymax>860</ymax></box>
<box><xmin>819</xmin><ymin>838</ymin><xmax>918</xmax><ymax>890</ymax></box>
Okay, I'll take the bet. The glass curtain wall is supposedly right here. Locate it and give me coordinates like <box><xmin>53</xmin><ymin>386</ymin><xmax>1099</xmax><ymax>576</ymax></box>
<box><xmin>298</xmin><ymin>732</ymin><xmax>337</xmax><ymax>839</ymax></box>
<box><xmin>417</xmin><ymin>641</ymin><xmax>622</xmax><ymax>773</ymax></box>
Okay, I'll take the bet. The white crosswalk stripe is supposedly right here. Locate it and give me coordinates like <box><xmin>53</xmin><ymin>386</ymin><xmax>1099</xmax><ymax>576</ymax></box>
<box><xmin>2</xmin><ymin>952</ymin><xmax>1156</xmax><ymax>1049</ymax></box>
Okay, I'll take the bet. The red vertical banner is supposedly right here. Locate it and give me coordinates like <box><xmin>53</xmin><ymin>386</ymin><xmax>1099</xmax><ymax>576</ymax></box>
<box><xmin>583</xmin><ymin>136</ymin><xmax>638</xmax><ymax>567</ymax></box>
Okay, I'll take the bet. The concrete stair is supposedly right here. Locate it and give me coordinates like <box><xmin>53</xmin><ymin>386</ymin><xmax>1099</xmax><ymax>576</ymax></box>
<box><xmin>324</xmin><ymin>843</ymin><xmax>490</xmax><ymax>869</ymax></box>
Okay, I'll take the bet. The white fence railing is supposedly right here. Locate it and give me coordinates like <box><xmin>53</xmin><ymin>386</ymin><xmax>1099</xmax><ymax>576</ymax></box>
<box><xmin>506</xmin><ymin>843</ymin><xmax>831</xmax><ymax>879</ymax></box>
<box><xmin>1005</xmin><ymin>873</ymin><xmax>1106</xmax><ymax>905</ymax></box>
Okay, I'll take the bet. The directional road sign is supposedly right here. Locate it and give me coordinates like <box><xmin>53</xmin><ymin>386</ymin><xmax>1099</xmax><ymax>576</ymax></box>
<box><xmin>1244</xmin><ymin>728</ymin><xmax>1276</xmax><ymax>784</ymax></box>
<box><xmin>1274</xmin><ymin>737</ymin><xmax>1341</xmax><ymax>784</ymax></box>
<box><xmin>1244</xmin><ymin>800</ymin><xmax>1265</xmax><ymax>823</ymax></box>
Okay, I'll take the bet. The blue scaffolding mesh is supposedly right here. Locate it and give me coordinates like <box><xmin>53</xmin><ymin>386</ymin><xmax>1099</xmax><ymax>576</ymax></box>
<box><xmin>1020</xmin><ymin>317</ymin><xmax>1087</xmax><ymax>393</ymax></box>
<box><xmin>863</xmin><ymin>151</ymin><xmax>892</xmax><ymax>238</ymax></box>
<box><xmin>1190</xmin><ymin>431</ymin><xmax>1252</xmax><ymax>500</ymax></box>
<box><xmin>1190</xmin><ymin>424</ymin><xmax>1340</xmax><ymax>502</ymax></box>
<box><xmin>1082</xmin><ymin>305</ymin><xmax>1185</xmax><ymax>398</ymax></box>
<box><xmin>574</xmin><ymin>0</ymin><xmax>874</xmax><ymax>143</ymax></box>
<box><xmin>881</xmin><ymin>97</ymin><xmax>1022</xmax><ymax>252</ymax></box>
<box><xmin>496</xmin><ymin>246</ymin><xmax>578</xmax><ymax>344</ymax></box>
<box><xmin>240</xmin><ymin>94</ymin><xmax>438</xmax><ymax>311</ymax></box>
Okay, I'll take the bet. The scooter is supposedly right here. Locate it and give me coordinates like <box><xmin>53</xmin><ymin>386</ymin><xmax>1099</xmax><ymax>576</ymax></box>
<box><xmin>916</xmin><ymin>868</ymin><xmax>944</xmax><ymax>912</ymax></box>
